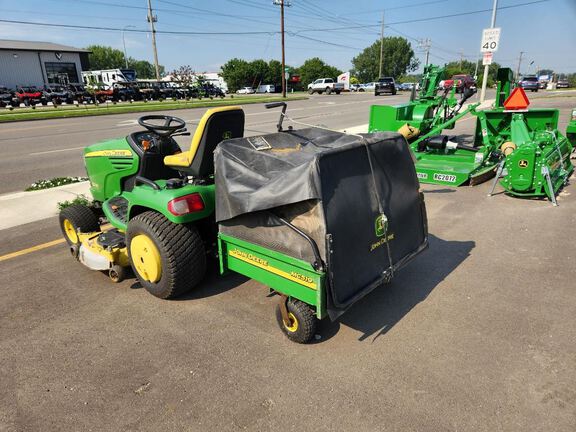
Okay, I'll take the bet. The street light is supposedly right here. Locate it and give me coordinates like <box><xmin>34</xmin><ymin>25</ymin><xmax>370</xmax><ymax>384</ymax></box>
<box><xmin>122</xmin><ymin>25</ymin><xmax>136</xmax><ymax>69</ymax></box>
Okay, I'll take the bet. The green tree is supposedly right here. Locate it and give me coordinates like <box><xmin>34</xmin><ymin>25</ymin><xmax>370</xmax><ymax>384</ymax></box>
<box><xmin>86</xmin><ymin>45</ymin><xmax>164</xmax><ymax>78</ymax></box>
<box><xmin>128</xmin><ymin>59</ymin><xmax>165</xmax><ymax>79</ymax></box>
<box><xmin>86</xmin><ymin>45</ymin><xmax>125</xmax><ymax>70</ymax></box>
<box><xmin>296</xmin><ymin>57</ymin><xmax>342</xmax><ymax>87</ymax></box>
<box><xmin>351</xmin><ymin>37</ymin><xmax>419</xmax><ymax>82</ymax></box>
<box><xmin>220</xmin><ymin>58</ymin><xmax>252</xmax><ymax>92</ymax></box>
<box><xmin>266</xmin><ymin>60</ymin><xmax>283</xmax><ymax>88</ymax></box>
<box><xmin>443</xmin><ymin>60</ymin><xmax>477</xmax><ymax>78</ymax></box>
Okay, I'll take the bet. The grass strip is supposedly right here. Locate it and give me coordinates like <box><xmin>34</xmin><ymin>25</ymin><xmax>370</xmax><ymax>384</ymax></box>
<box><xmin>0</xmin><ymin>95</ymin><xmax>307</xmax><ymax>123</ymax></box>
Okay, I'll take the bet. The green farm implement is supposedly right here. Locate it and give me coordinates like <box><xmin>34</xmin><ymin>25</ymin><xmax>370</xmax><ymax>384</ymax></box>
<box><xmin>369</xmin><ymin>66</ymin><xmax>574</xmax><ymax>204</ymax></box>
<box><xmin>59</xmin><ymin>103</ymin><xmax>428</xmax><ymax>343</ymax></box>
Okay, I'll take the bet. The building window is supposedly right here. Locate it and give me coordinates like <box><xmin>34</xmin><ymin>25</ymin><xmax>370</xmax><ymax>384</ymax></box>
<box><xmin>45</xmin><ymin>62</ymin><xmax>79</xmax><ymax>84</ymax></box>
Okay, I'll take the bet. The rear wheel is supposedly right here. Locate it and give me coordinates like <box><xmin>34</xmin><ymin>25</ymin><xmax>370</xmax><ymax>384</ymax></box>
<box><xmin>276</xmin><ymin>298</ymin><xmax>317</xmax><ymax>343</ymax></box>
<box><xmin>59</xmin><ymin>204</ymin><xmax>100</xmax><ymax>246</ymax></box>
<box><xmin>326</xmin><ymin>87</ymin><xmax>332</xmax><ymax>95</ymax></box>
<box><xmin>126</xmin><ymin>211</ymin><xmax>206</xmax><ymax>299</ymax></box>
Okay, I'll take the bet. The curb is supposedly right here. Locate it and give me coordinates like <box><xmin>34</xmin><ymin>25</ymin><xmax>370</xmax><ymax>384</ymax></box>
<box><xmin>0</xmin><ymin>182</ymin><xmax>91</xmax><ymax>231</ymax></box>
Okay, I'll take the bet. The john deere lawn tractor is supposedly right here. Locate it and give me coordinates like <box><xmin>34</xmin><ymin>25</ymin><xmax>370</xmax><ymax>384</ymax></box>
<box><xmin>60</xmin><ymin>104</ymin><xmax>428</xmax><ymax>343</ymax></box>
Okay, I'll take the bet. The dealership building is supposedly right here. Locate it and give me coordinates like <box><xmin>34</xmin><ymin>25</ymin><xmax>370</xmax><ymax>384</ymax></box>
<box><xmin>0</xmin><ymin>39</ymin><xmax>90</xmax><ymax>88</ymax></box>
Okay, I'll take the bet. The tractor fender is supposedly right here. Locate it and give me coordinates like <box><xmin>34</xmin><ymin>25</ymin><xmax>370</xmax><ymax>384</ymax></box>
<box><xmin>412</xmin><ymin>104</ymin><xmax>435</xmax><ymax>122</ymax></box>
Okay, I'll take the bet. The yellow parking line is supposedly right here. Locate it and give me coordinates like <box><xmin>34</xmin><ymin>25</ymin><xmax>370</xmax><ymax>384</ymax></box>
<box><xmin>0</xmin><ymin>238</ymin><xmax>65</xmax><ymax>262</ymax></box>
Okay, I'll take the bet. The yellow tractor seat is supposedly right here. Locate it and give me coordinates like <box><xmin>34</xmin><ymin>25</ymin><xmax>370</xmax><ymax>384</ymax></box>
<box><xmin>164</xmin><ymin>106</ymin><xmax>245</xmax><ymax>177</ymax></box>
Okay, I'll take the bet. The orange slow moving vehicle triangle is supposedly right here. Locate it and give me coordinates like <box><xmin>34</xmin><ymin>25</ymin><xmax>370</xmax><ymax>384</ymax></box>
<box><xmin>504</xmin><ymin>87</ymin><xmax>530</xmax><ymax>110</ymax></box>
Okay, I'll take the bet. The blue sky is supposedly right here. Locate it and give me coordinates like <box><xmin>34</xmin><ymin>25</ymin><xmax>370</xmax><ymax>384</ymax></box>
<box><xmin>0</xmin><ymin>0</ymin><xmax>574</xmax><ymax>75</ymax></box>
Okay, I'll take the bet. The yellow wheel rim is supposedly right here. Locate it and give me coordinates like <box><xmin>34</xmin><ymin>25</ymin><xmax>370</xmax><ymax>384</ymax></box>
<box><xmin>63</xmin><ymin>219</ymin><xmax>78</xmax><ymax>244</ymax></box>
<box><xmin>284</xmin><ymin>312</ymin><xmax>299</xmax><ymax>332</ymax></box>
<box><xmin>130</xmin><ymin>234</ymin><xmax>162</xmax><ymax>283</ymax></box>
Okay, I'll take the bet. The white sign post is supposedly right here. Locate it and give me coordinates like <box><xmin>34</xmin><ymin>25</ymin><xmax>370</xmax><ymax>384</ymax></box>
<box><xmin>481</xmin><ymin>27</ymin><xmax>501</xmax><ymax>52</ymax></box>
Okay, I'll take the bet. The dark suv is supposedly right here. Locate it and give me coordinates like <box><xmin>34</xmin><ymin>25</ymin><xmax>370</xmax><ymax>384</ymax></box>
<box><xmin>375</xmin><ymin>77</ymin><xmax>397</xmax><ymax>96</ymax></box>
<box><xmin>518</xmin><ymin>76</ymin><xmax>539</xmax><ymax>92</ymax></box>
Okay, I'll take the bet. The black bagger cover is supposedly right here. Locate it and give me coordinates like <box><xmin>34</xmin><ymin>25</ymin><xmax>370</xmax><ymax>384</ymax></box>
<box><xmin>215</xmin><ymin>128</ymin><xmax>428</xmax><ymax>319</ymax></box>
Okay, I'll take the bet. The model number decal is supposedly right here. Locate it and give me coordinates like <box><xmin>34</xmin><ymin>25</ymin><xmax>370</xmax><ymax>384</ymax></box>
<box><xmin>417</xmin><ymin>172</ymin><xmax>428</xmax><ymax>180</ymax></box>
<box><xmin>433</xmin><ymin>173</ymin><xmax>457</xmax><ymax>183</ymax></box>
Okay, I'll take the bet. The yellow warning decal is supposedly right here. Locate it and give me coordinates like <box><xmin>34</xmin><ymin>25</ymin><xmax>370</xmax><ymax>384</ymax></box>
<box><xmin>85</xmin><ymin>150</ymin><xmax>133</xmax><ymax>158</ymax></box>
<box><xmin>229</xmin><ymin>249</ymin><xmax>317</xmax><ymax>290</ymax></box>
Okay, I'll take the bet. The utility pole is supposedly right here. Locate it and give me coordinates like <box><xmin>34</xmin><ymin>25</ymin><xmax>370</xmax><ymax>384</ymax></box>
<box><xmin>459</xmin><ymin>50</ymin><xmax>464</xmax><ymax>70</ymax></box>
<box><xmin>378</xmin><ymin>11</ymin><xmax>384</xmax><ymax>78</ymax></box>
<box><xmin>480</xmin><ymin>0</ymin><xmax>498</xmax><ymax>103</ymax></box>
<box><xmin>273</xmin><ymin>0</ymin><xmax>290</xmax><ymax>98</ymax></box>
<box><xmin>147</xmin><ymin>0</ymin><xmax>161</xmax><ymax>81</ymax></box>
<box><xmin>418</xmin><ymin>38</ymin><xmax>431</xmax><ymax>65</ymax></box>
<box><xmin>515</xmin><ymin>51</ymin><xmax>524</xmax><ymax>81</ymax></box>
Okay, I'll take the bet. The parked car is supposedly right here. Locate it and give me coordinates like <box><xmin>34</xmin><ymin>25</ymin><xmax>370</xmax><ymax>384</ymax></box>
<box><xmin>518</xmin><ymin>76</ymin><xmax>539</xmax><ymax>92</ymax></box>
<box><xmin>14</xmin><ymin>86</ymin><xmax>46</xmax><ymax>106</ymax></box>
<box><xmin>362</xmin><ymin>82</ymin><xmax>376</xmax><ymax>91</ymax></box>
<box><xmin>0</xmin><ymin>86</ymin><xmax>16</xmax><ymax>108</ymax></box>
<box><xmin>557</xmin><ymin>80</ymin><xmax>570</xmax><ymax>89</ymax></box>
<box><xmin>443</xmin><ymin>74</ymin><xmax>476</xmax><ymax>93</ymax></box>
<box><xmin>538</xmin><ymin>81</ymin><xmax>547</xmax><ymax>89</ymax></box>
<box><xmin>237</xmin><ymin>87</ymin><xmax>255</xmax><ymax>94</ymax></box>
<box><xmin>257</xmin><ymin>84</ymin><xmax>276</xmax><ymax>93</ymax></box>
<box><xmin>307</xmin><ymin>78</ymin><xmax>344</xmax><ymax>95</ymax></box>
<box><xmin>375</xmin><ymin>77</ymin><xmax>397</xmax><ymax>96</ymax></box>
<box><xmin>349</xmin><ymin>84</ymin><xmax>361</xmax><ymax>92</ymax></box>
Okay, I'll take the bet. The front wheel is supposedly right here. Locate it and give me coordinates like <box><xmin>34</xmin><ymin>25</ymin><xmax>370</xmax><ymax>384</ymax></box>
<box><xmin>308</xmin><ymin>88</ymin><xmax>314</xmax><ymax>94</ymax></box>
<box><xmin>276</xmin><ymin>298</ymin><xmax>317</xmax><ymax>343</ymax></box>
<box><xmin>59</xmin><ymin>204</ymin><xmax>100</xmax><ymax>246</ymax></box>
<box><xmin>126</xmin><ymin>211</ymin><xmax>206</xmax><ymax>299</ymax></box>
<box><xmin>335</xmin><ymin>90</ymin><xmax>341</xmax><ymax>95</ymax></box>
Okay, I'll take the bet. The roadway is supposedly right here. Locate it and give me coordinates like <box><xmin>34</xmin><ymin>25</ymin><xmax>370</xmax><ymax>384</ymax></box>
<box><xmin>1</xmin><ymin>90</ymin><xmax>575</xmax><ymax>431</ymax></box>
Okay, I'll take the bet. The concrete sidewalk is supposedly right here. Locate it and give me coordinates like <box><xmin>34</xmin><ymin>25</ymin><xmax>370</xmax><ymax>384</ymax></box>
<box><xmin>0</xmin><ymin>182</ymin><xmax>91</xmax><ymax>231</ymax></box>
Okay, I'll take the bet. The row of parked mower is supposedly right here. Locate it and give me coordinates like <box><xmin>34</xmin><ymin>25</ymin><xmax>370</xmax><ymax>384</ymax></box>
<box><xmin>0</xmin><ymin>82</ymin><xmax>226</xmax><ymax>108</ymax></box>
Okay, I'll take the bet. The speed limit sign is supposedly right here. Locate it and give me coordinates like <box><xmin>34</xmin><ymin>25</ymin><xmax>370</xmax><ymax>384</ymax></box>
<box><xmin>481</xmin><ymin>27</ymin><xmax>501</xmax><ymax>52</ymax></box>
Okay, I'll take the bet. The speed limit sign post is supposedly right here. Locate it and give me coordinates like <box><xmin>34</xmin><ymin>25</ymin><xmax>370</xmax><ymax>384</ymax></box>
<box><xmin>481</xmin><ymin>27</ymin><xmax>501</xmax><ymax>52</ymax></box>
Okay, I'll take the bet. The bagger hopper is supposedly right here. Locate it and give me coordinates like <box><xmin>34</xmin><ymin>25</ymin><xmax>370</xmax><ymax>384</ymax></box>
<box><xmin>59</xmin><ymin>103</ymin><xmax>428</xmax><ymax>343</ymax></box>
<box><xmin>369</xmin><ymin>67</ymin><xmax>574</xmax><ymax>204</ymax></box>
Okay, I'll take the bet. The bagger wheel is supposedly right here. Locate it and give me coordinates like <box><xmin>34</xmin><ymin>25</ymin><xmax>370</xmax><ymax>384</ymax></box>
<box><xmin>59</xmin><ymin>204</ymin><xmax>100</xmax><ymax>246</ymax></box>
<box><xmin>275</xmin><ymin>299</ymin><xmax>317</xmax><ymax>344</ymax></box>
<box><xmin>126</xmin><ymin>211</ymin><xmax>206</xmax><ymax>299</ymax></box>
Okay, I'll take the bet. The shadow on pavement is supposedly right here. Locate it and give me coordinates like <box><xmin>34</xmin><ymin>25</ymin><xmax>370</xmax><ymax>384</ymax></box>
<box><xmin>332</xmin><ymin>234</ymin><xmax>475</xmax><ymax>342</ymax></box>
<box><xmin>423</xmin><ymin>188</ymin><xmax>456</xmax><ymax>194</ymax></box>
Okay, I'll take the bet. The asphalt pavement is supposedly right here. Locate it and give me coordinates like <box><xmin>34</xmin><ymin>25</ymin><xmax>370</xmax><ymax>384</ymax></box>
<box><xmin>1</xmin><ymin>90</ymin><xmax>575</xmax><ymax>431</ymax></box>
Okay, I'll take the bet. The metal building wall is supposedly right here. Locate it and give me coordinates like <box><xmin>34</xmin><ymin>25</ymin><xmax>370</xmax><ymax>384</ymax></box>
<box><xmin>0</xmin><ymin>50</ymin><xmax>44</xmax><ymax>88</ymax></box>
<box><xmin>0</xmin><ymin>50</ymin><xmax>83</xmax><ymax>88</ymax></box>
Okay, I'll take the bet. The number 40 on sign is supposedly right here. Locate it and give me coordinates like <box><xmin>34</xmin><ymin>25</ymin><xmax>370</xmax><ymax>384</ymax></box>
<box><xmin>481</xmin><ymin>27</ymin><xmax>501</xmax><ymax>52</ymax></box>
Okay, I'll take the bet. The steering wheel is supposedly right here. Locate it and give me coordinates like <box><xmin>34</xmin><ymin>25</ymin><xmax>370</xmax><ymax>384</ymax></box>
<box><xmin>138</xmin><ymin>115</ymin><xmax>186</xmax><ymax>137</ymax></box>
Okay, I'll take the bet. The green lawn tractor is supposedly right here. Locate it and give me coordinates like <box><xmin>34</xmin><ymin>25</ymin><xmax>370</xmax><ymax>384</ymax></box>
<box><xmin>59</xmin><ymin>104</ymin><xmax>428</xmax><ymax>343</ymax></box>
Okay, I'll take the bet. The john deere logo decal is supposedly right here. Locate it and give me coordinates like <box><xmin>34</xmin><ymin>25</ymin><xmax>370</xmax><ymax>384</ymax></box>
<box><xmin>375</xmin><ymin>215</ymin><xmax>388</xmax><ymax>237</ymax></box>
<box><xmin>518</xmin><ymin>159</ymin><xmax>529</xmax><ymax>168</ymax></box>
<box><xmin>222</xmin><ymin>131</ymin><xmax>232</xmax><ymax>139</ymax></box>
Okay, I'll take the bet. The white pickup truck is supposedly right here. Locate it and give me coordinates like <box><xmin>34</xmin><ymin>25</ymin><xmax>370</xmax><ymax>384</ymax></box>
<box><xmin>307</xmin><ymin>78</ymin><xmax>344</xmax><ymax>95</ymax></box>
